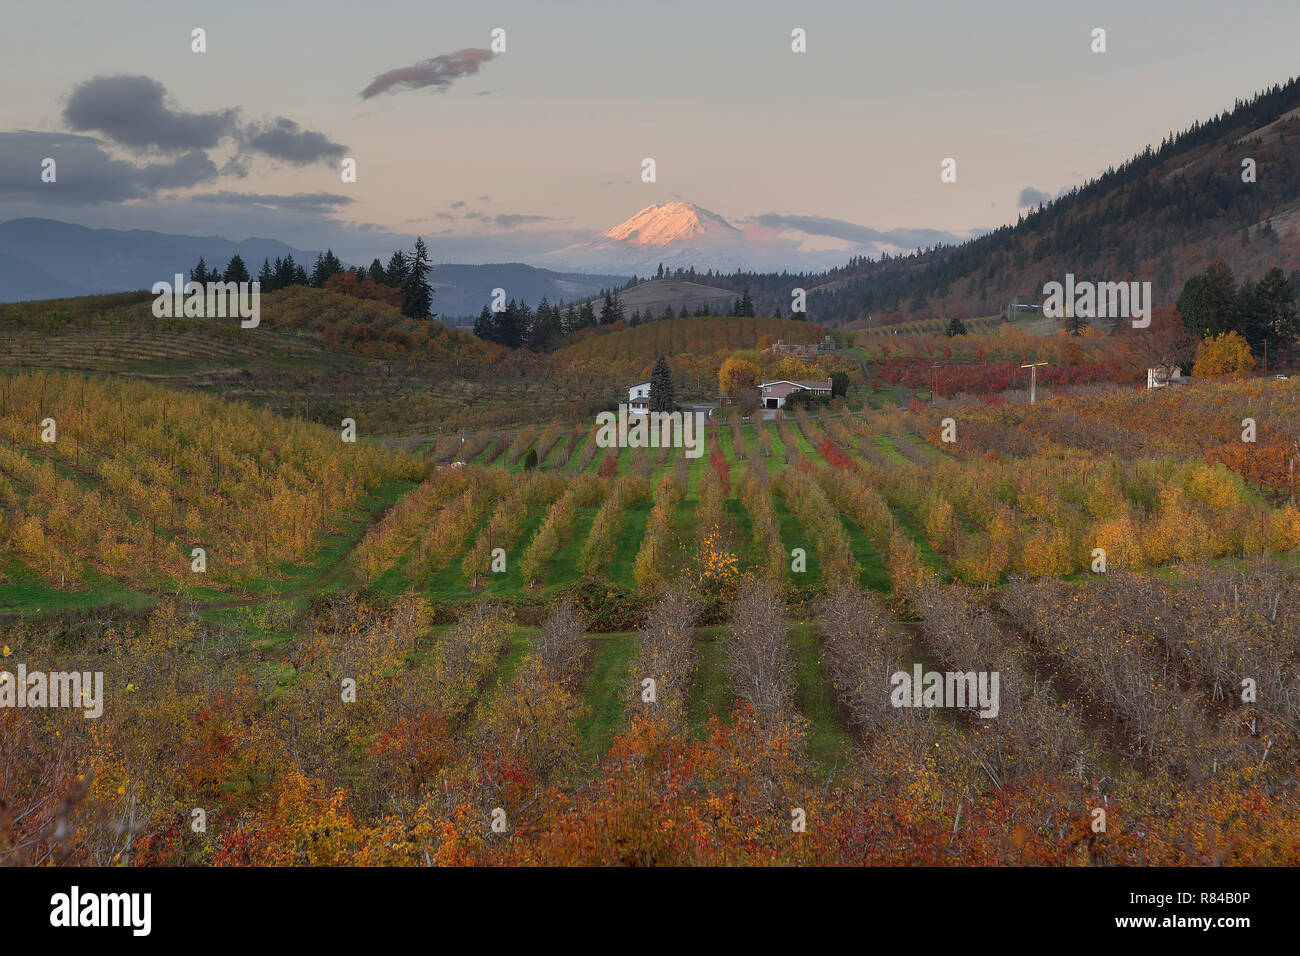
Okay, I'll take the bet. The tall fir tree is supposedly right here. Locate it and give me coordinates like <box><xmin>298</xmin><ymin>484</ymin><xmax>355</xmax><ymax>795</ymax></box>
<box><xmin>385</xmin><ymin>250</ymin><xmax>409</xmax><ymax>287</ymax></box>
<box><xmin>400</xmin><ymin>238</ymin><xmax>433</xmax><ymax>318</ymax></box>
<box><xmin>222</xmin><ymin>255</ymin><xmax>250</xmax><ymax>284</ymax></box>
<box><xmin>648</xmin><ymin>354</ymin><xmax>675</xmax><ymax>412</ymax></box>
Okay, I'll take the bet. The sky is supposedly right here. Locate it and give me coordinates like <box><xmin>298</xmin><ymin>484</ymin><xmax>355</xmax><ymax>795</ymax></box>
<box><xmin>3</xmin><ymin>0</ymin><xmax>1300</xmax><ymax>267</ymax></box>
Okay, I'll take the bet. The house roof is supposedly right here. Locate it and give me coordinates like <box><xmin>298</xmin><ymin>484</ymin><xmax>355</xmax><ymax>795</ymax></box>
<box><xmin>760</xmin><ymin>379</ymin><xmax>832</xmax><ymax>389</ymax></box>
<box><xmin>628</xmin><ymin>381</ymin><xmax>651</xmax><ymax>388</ymax></box>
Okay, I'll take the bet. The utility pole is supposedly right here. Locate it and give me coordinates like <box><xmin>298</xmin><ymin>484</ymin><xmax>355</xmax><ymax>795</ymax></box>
<box><xmin>1021</xmin><ymin>361</ymin><xmax>1048</xmax><ymax>405</ymax></box>
<box><xmin>930</xmin><ymin>363</ymin><xmax>941</xmax><ymax>406</ymax></box>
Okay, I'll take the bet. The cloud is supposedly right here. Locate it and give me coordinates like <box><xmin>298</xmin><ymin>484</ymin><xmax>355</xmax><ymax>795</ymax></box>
<box><xmin>241</xmin><ymin>118</ymin><xmax>347</xmax><ymax>165</ymax></box>
<box><xmin>1018</xmin><ymin>187</ymin><xmax>1052</xmax><ymax>207</ymax></box>
<box><xmin>490</xmin><ymin>213</ymin><xmax>555</xmax><ymax>228</ymax></box>
<box><xmin>450</xmin><ymin>200</ymin><xmax>466</xmax><ymax>209</ymax></box>
<box><xmin>752</xmin><ymin>213</ymin><xmax>964</xmax><ymax>249</ymax></box>
<box><xmin>0</xmin><ymin>131</ymin><xmax>217</xmax><ymax>204</ymax></box>
<box><xmin>63</xmin><ymin>75</ymin><xmax>238</xmax><ymax>151</ymax></box>
<box><xmin>188</xmin><ymin>191</ymin><xmax>354</xmax><ymax>213</ymax></box>
<box><xmin>359</xmin><ymin>49</ymin><xmax>495</xmax><ymax>99</ymax></box>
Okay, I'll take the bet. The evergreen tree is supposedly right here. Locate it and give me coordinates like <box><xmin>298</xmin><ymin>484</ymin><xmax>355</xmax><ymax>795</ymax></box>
<box><xmin>945</xmin><ymin>316</ymin><xmax>968</xmax><ymax>336</ymax></box>
<box><xmin>578</xmin><ymin>301</ymin><xmax>596</xmax><ymax>329</ymax></box>
<box><xmin>599</xmin><ymin>294</ymin><xmax>615</xmax><ymax>325</ymax></box>
<box><xmin>662</xmin><ymin>305</ymin><xmax>675</xmax><ymax>320</ymax></box>
<box><xmin>292</xmin><ymin>264</ymin><xmax>309</xmax><ymax>286</ymax></box>
<box><xmin>272</xmin><ymin>256</ymin><xmax>294</xmax><ymax>289</ymax></box>
<box><xmin>564</xmin><ymin>303</ymin><xmax>578</xmax><ymax>335</ymax></box>
<box><xmin>1254</xmin><ymin>266</ymin><xmax>1298</xmax><ymax>350</ymax></box>
<box><xmin>473</xmin><ymin>305</ymin><xmax>495</xmax><ymax>342</ymax></box>
<box><xmin>400</xmin><ymin>238</ymin><xmax>433</xmax><ymax>318</ymax></box>
<box><xmin>367</xmin><ymin>259</ymin><xmax>387</xmax><ymax>284</ymax></box>
<box><xmin>222</xmin><ymin>255</ymin><xmax>250</xmax><ymax>284</ymax></box>
<box><xmin>312</xmin><ymin>249</ymin><xmax>344</xmax><ymax>288</ymax></box>
<box><xmin>385</xmin><ymin>250</ymin><xmax>409</xmax><ymax>287</ymax></box>
<box><xmin>612</xmin><ymin>291</ymin><xmax>625</xmax><ymax>324</ymax></box>
<box><xmin>656</xmin><ymin>262</ymin><xmax>664</xmax><ymax>279</ymax></box>
<box><xmin>740</xmin><ymin>287</ymin><xmax>755</xmax><ymax>317</ymax></box>
<box><xmin>191</xmin><ymin>257</ymin><xmax>211</xmax><ymax>284</ymax></box>
<box><xmin>257</xmin><ymin>258</ymin><xmax>273</xmax><ymax>289</ymax></box>
<box><xmin>1177</xmin><ymin>262</ymin><xmax>1238</xmax><ymax>338</ymax></box>
<box><xmin>648</xmin><ymin>354</ymin><xmax>675</xmax><ymax>412</ymax></box>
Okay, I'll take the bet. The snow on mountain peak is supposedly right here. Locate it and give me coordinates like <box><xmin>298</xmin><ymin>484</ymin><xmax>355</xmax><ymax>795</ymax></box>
<box><xmin>602</xmin><ymin>202</ymin><xmax>740</xmax><ymax>246</ymax></box>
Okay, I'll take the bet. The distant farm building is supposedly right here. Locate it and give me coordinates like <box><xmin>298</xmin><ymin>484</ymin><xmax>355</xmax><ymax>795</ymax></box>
<box><xmin>1146</xmin><ymin>365</ymin><xmax>1189</xmax><ymax>389</ymax></box>
<box><xmin>770</xmin><ymin>336</ymin><xmax>836</xmax><ymax>357</ymax></box>
<box><xmin>759</xmin><ymin>379</ymin><xmax>833</xmax><ymax>409</ymax></box>
<box><xmin>627</xmin><ymin>381</ymin><xmax>651</xmax><ymax>414</ymax></box>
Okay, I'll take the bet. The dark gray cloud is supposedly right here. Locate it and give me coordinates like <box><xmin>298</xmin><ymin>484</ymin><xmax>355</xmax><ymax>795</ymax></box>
<box><xmin>188</xmin><ymin>191</ymin><xmax>354</xmax><ymax>212</ymax></box>
<box><xmin>0</xmin><ymin>131</ymin><xmax>217</xmax><ymax>204</ymax></box>
<box><xmin>241</xmin><ymin>117</ymin><xmax>347</xmax><ymax>165</ymax></box>
<box><xmin>450</xmin><ymin>200</ymin><xmax>466</xmax><ymax>209</ymax></box>
<box><xmin>1018</xmin><ymin>187</ymin><xmax>1052</xmax><ymax>207</ymax></box>
<box><xmin>61</xmin><ymin>75</ymin><xmax>345</xmax><ymax>169</ymax></box>
<box><xmin>359</xmin><ymin>49</ymin><xmax>495</xmax><ymax>99</ymax></box>
<box><xmin>63</xmin><ymin>75</ymin><xmax>238</xmax><ymax>150</ymax></box>
<box><xmin>490</xmin><ymin>213</ymin><xmax>555</xmax><ymax>228</ymax></box>
<box><xmin>753</xmin><ymin>213</ymin><xmax>963</xmax><ymax>249</ymax></box>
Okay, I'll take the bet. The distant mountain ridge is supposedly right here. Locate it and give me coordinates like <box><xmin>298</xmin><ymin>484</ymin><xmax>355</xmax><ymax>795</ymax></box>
<box><xmin>0</xmin><ymin>219</ymin><xmax>322</xmax><ymax>303</ymax></box>
<box><xmin>0</xmin><ymin>218</ymin><xmax>629</xmax><ymax>315</ymax></box>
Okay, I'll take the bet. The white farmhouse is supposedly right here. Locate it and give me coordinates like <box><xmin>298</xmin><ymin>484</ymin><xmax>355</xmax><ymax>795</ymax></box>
<box><xmin>1146</xmin><ymin>365</ymin><xmax>1188</xmax><ymax>389</ymax></box>
<box><xmin>627</xmin><ymin>381</ymin><xmax>651</xmax><ymax>415</ymax></box>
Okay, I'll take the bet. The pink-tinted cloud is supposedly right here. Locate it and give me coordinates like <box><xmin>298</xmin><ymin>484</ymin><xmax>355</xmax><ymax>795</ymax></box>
<box><xmin>359</xmin><ymin>49</ymin><xmax>494</xmax><ymax>99</ymax></box>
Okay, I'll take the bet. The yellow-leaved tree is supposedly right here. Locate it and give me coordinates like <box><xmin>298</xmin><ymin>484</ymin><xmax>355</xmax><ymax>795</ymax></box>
<box><xmin>1191</xmin><ymin>331</ymin><xmax>1255</xmax><ymax>377</ymax></box>
<box><xmin>718</xmin><ymin>357</ymin><xmax>760</xmax><ymax>399</ymax></box>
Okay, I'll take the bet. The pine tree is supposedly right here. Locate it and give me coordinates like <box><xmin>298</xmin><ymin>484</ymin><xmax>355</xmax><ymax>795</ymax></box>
<box><xmin>191</xmin><ymin>257</ymin><xmax>211</xmax><ymax>284</ymax></box>
<box><xmin>367</xmin><ymin>259</ymin><xmax>387</xmax><ymax>284</ymax></box>
<box><xmin>258</xmin><ymin>258</ymin><xmax>273</xmax><ymax>289</ymax></box>
<box><xmin>474</xmin><ymin>305</ymin><xmax>495</xmax><ymax>342</ymax></box>
<box><xmin>945</xmin><ymin>316</ymin><xmax>968</xmax><ymax>336</ymax></box>
<box><xmin>599</xmin><ymin>294</ymin><xmax>615</xmax><ymax>325</ymax></box>
<box><xmin>385</xmin><ymin>250</ymin><xmax>409</xmax><ymax>287</ymax></box>
<box><xmin>649</xmin><ymin>354</ymin><xmax>675</xmax><ymax>412</ymax></box>
<box><xmin>740</xmin><ymin>287</ymin><xmax>755</xmax><ymax>317</ymax></box>
<box><xmin>223</xmin><ymin>255</ymin><xmax>250</xmax><ymax>284</ymax></box>
<box><xmin>272</xmin><ymin>256</ymin><xmax>293</xmax><ymax>289</ymax></box>
<box><xmin>400</xmin><ymin>238</ymin><xmax>433</xmax><ymax>318</ymax></box>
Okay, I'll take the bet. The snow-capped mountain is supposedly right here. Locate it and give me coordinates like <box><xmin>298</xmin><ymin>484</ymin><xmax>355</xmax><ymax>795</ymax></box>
<box><xmin>602</xmin><ymin>202</ymin><xmax>742</xmax><ymax>246</ymax></box>
<box><xmin>538</xmin><ymin>201</ymin><xmax>761</xmax><ymax>274</ymax></box>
